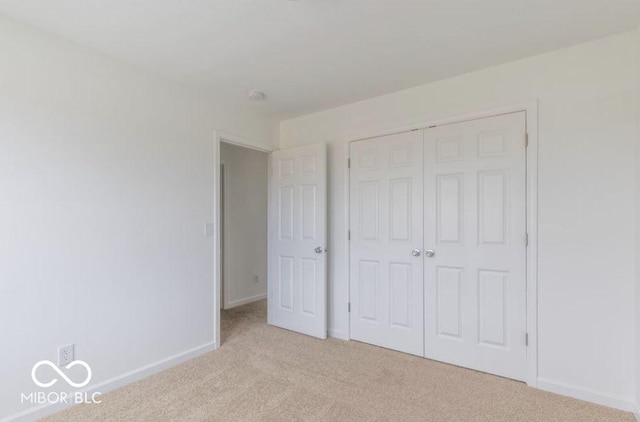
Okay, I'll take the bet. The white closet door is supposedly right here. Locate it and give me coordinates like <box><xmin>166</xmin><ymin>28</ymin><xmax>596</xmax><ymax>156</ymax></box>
<box><xmin>268</xmin><ymin>143</ymin><xmax>327</xmax><ymax>339</ymax></box>
<box><xmin>423</xmin><ymin>112</ymin><xmax>527</xmax><ymax>381</ymax></box>
<box><xmin>349</xmin><ymin>131</ymin><xmax>424</xmax><ymax>356</ymax></box>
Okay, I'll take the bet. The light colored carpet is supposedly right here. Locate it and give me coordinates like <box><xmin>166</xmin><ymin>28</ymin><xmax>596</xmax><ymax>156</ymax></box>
<box><xmin>44</xmin><ymin>300</ymin><xmax>633</xmax><ymax>421</ymax></box>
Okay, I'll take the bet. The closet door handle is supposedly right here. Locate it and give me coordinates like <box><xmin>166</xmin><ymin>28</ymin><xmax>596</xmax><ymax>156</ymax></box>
<box><xmin>411</xmin><ymin>249</ymin><xmax>421</xmax><ymax>257</ymax></box>
<box><xmin>425</xmin><ymin>249</ymin><xmax>435</xmax><ymax>258</ymax></box>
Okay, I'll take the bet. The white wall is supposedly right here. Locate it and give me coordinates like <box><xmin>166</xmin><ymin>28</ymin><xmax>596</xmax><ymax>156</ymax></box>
<box><xmin>220</xmin><ymin>142</ymin><xmax>268</xmax><ymax>308</ymax></box>
<box><xmin>0</xmin><ymin>15</ymin><xmax>277</xmax><ymax>421</ymax></box>
<box><xmin>280</xmin><ymin>32</ymin><xmax>638</xmax><ymax>410</ymax></box>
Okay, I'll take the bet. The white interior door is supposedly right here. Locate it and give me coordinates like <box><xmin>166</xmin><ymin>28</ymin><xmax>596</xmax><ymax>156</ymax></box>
<box><xmin>423</xmin><ymin>112</ymin><xmax>527</xmax><ymax>380</ymax></box>
<box><xmin>349</xmin><ymin>131</ymin><xmax>424</xmax><ymax>356</ymax></box>
<box><xmin>268</xmin><ymin>143</ymin><xmax>327</xmax><ymax>339</ymax></box>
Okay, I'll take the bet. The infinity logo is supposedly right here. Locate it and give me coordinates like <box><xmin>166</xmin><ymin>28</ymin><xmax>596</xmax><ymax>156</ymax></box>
<box><xmin>31</xmin><ymin>360</ymin><xmax>92</xmax><ymax>388</ymax></box>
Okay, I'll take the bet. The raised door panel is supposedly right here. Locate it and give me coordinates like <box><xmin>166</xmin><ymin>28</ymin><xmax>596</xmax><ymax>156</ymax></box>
<box><xmin>301</xmin><ymin>258</ymin><xmax>317</xmax><ymax>315</ymax></box>
<box><xmin>437</xmin><ymin>174</ymin><xmax>463</xmax><ymax>244</ymax></box>
<box><xmin>279</xmin><ymin>186</ymin><xmax>294</xmax><ymax>240</ymax></box>
<box><xmin>359</xmin><ymin>181</ymin><xmax>380</xmax><ymax>241</ymax></box>
<box><xmin>436</xmin><ymin>266</ymin><xmax>463</xmax><ymax>339</ymax></box>
<box><xmin>389</xmin><ymin>178</ymin><xmax>412</xmax><ymax>242</ymax></box>
<box><xmin>279</xmin><ymin>256</ymin><xmax>294</xmax><ymax>311</ymax></box>
<box><xmin>301</xmin><ymin>184</ymin><xmax>317</xmax><ymax>241</ymax></box>
<box><xmin>278</xmin><ymin>158</ymin><xmax>295</xmax><ymax>179</ymax></box>
<box><xmin>478</xmin><ymin>170</ymin><xmax>508</xmax><ymax>245</ymax></box>
<box><xmin>358</xmin><ymin>260</ymin><xmax>380</xmax><ymax>322</ymax></box>
<box><xmin>389</xmin><ymin>262</ymin><xmax>412</xmax><ymax>329</ymax></box>
<box><xmin>478</xmin><ymin>270</ymin><xmax>508</xmax><ymax>348</ymax></box>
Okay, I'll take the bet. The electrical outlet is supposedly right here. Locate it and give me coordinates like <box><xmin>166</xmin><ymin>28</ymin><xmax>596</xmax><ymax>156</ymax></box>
<box><xmin>253</xmin><ymin>274</ymin><xmax>259</xmax><ymax>283</ymax></box>
<box><xmin>58</xmin><ymin>344</ymin><xmax>74</xmax><ymax>367</ymax></box>
<box><xmin>204</xmin><ymin>223</ymin><xmax>214</xmax><ymax>237</ymax></box>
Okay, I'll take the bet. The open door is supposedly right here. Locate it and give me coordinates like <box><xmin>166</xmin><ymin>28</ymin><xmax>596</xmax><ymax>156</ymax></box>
<box><xmin>268</xmin><ymin>143</ymin><xmax>327</xmax><ymax>339</ymax></box>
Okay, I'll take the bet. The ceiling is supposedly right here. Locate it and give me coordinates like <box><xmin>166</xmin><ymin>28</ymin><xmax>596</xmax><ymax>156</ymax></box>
<box><xmin>1</xmin><ymin>0</ymin><xmax>639</xmax><ymax>119</ymax></box>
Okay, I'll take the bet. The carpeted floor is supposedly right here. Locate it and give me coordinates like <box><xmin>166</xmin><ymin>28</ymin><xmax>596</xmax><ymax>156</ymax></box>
<box><xmin>44</xmin><ymin>300</ymin><xmax>633</xmax><ymax>421</ymax></box>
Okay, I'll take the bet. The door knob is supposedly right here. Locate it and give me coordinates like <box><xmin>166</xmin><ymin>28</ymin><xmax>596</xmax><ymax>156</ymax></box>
<box><xmin>411</xmin><ymin>249</ymin><xmax>421</xmax><ymax>257</ymax></box>
<box><xmin>314</xmin><ymin>246</ymin><xmax>324</xmax><ymax>254</ymax></box>
<box><xmin>425</xmin><ymin>249</ymin><xmax>435</xmax><ymax>258</ymax></box>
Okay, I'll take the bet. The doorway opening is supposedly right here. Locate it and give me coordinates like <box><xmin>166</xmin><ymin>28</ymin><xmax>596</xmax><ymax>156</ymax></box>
<box><xmin>219</xmin><ymin>140</ymin><xmax>269</xmax><ymax>345</ymax></box>
<box><xmin>213</xmin><ymin>133</ymin><xmax>328</xmax><ymax>348</ymax></box>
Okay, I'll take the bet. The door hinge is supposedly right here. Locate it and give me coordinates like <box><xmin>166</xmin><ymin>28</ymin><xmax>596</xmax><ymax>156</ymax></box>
<box><xmin>348</xmin><ymin>302</ymin><xmax>351</xmax><ymax>313</ymax></box>
<box><xmin>348</xmin><ymin>230</ymin><xmax>351</xmax><ymax>240</ymax></box>
<box><xmin>524</xmin><ymin>133</ymin><xmax>529</xmax><ymax>148</ymax></box>
<box><xmin>525</xmin><ymin>333</ymin><xmax>529</xmax><ymax>346</ymax></box>
<box><xmin>525</xmin><ymin>233</ymin><xmax>529</xmax><ymax>246</ymax></box>
<box><xmin>347</xmin><ymin>158</ymin><xmax>351</xmax><ymax>169</ymax></box>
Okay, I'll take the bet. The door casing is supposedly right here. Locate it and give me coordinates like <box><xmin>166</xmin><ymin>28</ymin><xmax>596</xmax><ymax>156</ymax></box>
<box><xmin>344</xmin><ymin>101</ymin><xmax>539</xmax><ymax>387</ymax></box>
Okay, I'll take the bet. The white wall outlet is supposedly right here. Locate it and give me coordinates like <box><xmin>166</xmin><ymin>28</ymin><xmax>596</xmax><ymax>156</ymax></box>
<box><xmin>205</xmin><ymin>223</ymin><xmax>214</xmax><ymax>237</ymax></box>
<box><xmin>58</xmin><ymin>344</ymin><xmax>74</xmax><ymax>367</ymax></box>
<box><xmin>253</xmin><ymin>274</ymin><xmax>259</xmax><ymax>284</ymax></box>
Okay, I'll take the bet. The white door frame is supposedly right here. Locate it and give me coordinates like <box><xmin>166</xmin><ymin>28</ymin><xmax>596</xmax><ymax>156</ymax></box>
<box><xmin>212</xmin><ymin>130</ymin><xmax>275</xmax><ymax>349</ymax></box>
<box><xmin>344</xmin><ymin>100</ymin><xmax>539</xmax><ymax>387</ymax></box>
<box><xmin>220</xmin><ymin>160</ymin><xmax>229</xmax><ymax>310</ymax></box>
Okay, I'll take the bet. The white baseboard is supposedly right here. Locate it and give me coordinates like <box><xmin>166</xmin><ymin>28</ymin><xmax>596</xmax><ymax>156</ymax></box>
<box><xmin>537</xmin><ymin>378</ymin><xmax>635</xmax><ymax>413</ymax></box>
<box><xmin>224</xmin><ymin>293</ymin><xmax>267</xmax><ymax>309</ymax></box>
<box><xmin>328</xmin><ymin>328</ymin><xmax>348</xmax><ymax>340</ymax></box>
<box><xmin>3</xmin><ymin>341</ymin><xmax>217</xmax><ymax>422</ymax></box>
<box><xmin>633</xmin><ymin>404</ymin><xmax>639</xmax><ymax>422</ymax></box>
